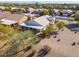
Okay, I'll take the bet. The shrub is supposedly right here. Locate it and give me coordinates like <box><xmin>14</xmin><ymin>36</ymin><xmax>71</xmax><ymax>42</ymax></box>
<box><xmin>57</xmin><ymin>22</ymin><xmax>65</xmax><ymax>30</ymax></box>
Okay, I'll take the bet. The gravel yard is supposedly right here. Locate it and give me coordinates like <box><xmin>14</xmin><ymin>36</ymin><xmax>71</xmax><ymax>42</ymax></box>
<box><xmin>33</xmin><ymin>27</ymin><xmax>79</xmax><ymax>57</ymax></box>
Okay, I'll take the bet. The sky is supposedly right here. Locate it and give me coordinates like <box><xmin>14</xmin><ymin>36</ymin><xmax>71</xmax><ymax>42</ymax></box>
<box><xmin>0</xmin><ymin>0</ymin><xmax>79</xmax><ymax>4</ymax></box>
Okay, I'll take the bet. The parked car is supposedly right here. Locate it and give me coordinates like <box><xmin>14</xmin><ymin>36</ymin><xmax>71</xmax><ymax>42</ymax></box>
<box><xmin>35</xmin><ymin>45</ymin><xmax>51</xmax><ymax>57</ymax></box>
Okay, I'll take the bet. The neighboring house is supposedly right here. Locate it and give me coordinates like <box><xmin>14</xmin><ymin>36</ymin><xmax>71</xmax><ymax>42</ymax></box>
<box><xmin>31</xmin><ymin>10</ymin><xmax>40</xmax><ymax>15</ymax></box>
<box><xmin>49</xmin><ymin>9</ymin><xmax>59</xmax><ymax>16</ymax></box>
<box><xmin>19</xmin><ymin>15</ymin><xmax>55</xmax><ymax>31</ymax></box>
<box><xmin>53</xmin><ymin>9</ymin><xmax>59</xmax><ymax>13</ymax></box>
<box><xmin>60</xmin><ymin>9</ymin><xmax>73</xmax><ymax>17</ymax></box>
<box><xmin>0</xmin><ymin>6</ymin><xmax>5</xmax><ymax>10</ymax></box>
<box><xmin>25</xmin><ymin>13</ymin><xmax>37</xmax><ymax>20</ymax></box>
<box><xmin>35</xmin><ymin>8</ymin><xmax>45</xmax><ymax>11</ymax></box>
<box><xmin>0</xmin><ymin>11</ymin><xmax>28</xmax><ymax>26</ymax></box>
<box><xmin>11</xmin><ymin>7</ymin><xmax>24</xmax><ymax>10</ymax></box>
<box><xmin>31</xmin><ymin>8</ymin><xmax>45</xmax><ymax>17</ymax></box>
<box><xmin>11</xmin><ymin>7</ymin><xmax>25</xmax><ymax>14</ymax></box>
<box><xmin>11</xmin><ymin>7</ymin><xmax>18</xmax><ymax>10</ymax></box>
<box><xmin>24</xmin><ymin>7</ymin><xmax>35</xmax><ymax>13</ymax></box>
<box><xmin>54</xmin><ymin>16</ymin><xmax>68</xmax><ymax>20</ymax></box>
<box><xmin>54</xmin><ymin>15</ymin><xmax>74</xmax><ymax>20</ymax></box>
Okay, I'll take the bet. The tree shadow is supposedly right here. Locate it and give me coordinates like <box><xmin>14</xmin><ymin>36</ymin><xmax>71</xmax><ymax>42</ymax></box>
<box><xmin>26</xmin><ymin>50</ymin><xmax>36</xmax><ymax>57</ymax></box>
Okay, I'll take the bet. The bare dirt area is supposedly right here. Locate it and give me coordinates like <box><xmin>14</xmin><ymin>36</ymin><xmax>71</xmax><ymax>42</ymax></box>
<box><xmin>32</xmin><ymin>27</ymin><xmax>79</xmax><ymax>57</ymax></box>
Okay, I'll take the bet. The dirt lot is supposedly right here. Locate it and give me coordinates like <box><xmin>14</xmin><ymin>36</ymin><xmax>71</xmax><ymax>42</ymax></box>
<box><xmin>33</xmin><ymin>27</ymin><xmax>79</xmax><ymax>57</ymax></box>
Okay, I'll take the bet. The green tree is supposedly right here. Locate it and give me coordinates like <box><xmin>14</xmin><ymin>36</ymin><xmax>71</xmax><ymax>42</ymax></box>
<box><xmin>41</xmin><ymin>25</ymin><xmax>54</xmax><ymax>38</ymax></box>
<box><xmin>4</xmin><ymin>7</ymin><xmax>12</xmax><ymax>12</ymax></box>
<box><xmin>16</xmin><ymin>10</ymin><xmax>23</xmax><ymax>14</ymax></box>
<box><xmin>57</xmin><ymin>22</ymin><xmax>65</xmax><ymax>30</ymax></box>
<box><xmin>75</xmin><ymin>11</ymin><xmax>79</xmax><ymax>21</ymax></box>
<box><xmin>46</xmin><ymin>24</ymin><xmax>54</xmax><ymax>31</ymax></box>
<box><xmin>40</xmin><ymin>9</ymin><xmax>49</xmax><ymax>16</ymax></box>
<box><xmin>42</xmin><ymin>30</ymin><xmax>48</xmax><ymax>37</ymax></box>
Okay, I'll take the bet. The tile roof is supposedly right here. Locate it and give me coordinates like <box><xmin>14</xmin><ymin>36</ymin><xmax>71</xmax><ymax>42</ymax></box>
<box><xmin>0</xmin><ymin>11</ymin><xmax>26</xmax><ymax>21</ymax></box>
<box><xmin>33</xmin><ymin>15</ymin><xmax>51</xmax><ymax>26</ymax></box>
<box><xmin>0</xmin><ymin>11</ymin><xmax>11</xmax><ymax>18</ymax></box>
<box><xmin>6</xmin><ymin>13</ymin><xmax>25</xmax><ymax>21</ymax></box>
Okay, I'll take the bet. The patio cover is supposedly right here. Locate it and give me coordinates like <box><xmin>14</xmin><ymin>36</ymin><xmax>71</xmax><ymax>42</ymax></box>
<box><xmin>19</xmin><ymin>22</ymin><xmax>44</xmax><ymax>30</ymax></box>
<box><xmin>0</xmin><ymin>18</ymin><xmax>17</xmax><ymax>25</ymax></box>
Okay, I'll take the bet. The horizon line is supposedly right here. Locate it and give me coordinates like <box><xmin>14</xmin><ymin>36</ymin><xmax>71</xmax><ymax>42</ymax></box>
<box><xmin>0</xmin><ymin>1</ymin><xmax>79</xmax><ymax>4</ymax></box>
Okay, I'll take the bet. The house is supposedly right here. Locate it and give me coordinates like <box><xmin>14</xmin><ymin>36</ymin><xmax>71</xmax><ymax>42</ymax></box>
<box><xmin>24</xmin><ymin>7</ymin><xmax>35</xmax><ymax>13</ymax></box>
<box><xmin>32</xmin><ymin>8</ymin><xmax>47</xmax><ymax>16</ymax></box>
<box><xmin>53</xmin><ymin>9</ymin><xmax>59</xmax><ymax>13</ymax></box>
<box><xmin>0</xmin><ymin>6</ymin><xmax>5</xmax><ymax>10</ymax></box>
<box><xmin>11</xmin><ymin>7</ymin><xmax>18</xmax><ymax>10</ymax></box>
<box><xmin>0</xmin><ymin>19</ymin><xmax>17</xmax><ymax>25</ymax></box>
<box><xmin>35</xmin><ymin>8</ymin><xmax>45</xmax><ymax>11</ymax></box>
<box><xmin>0</xmin><ymin>12</ymin><xmax>11</xmax><ymax>22</ymax></box>
<box><xmin>11</xmin><ymin>7</ymin><xmax>25</xmax><ymax>14</ymax></box>
<box><xmin>19</xmin><ymin>15</ymin><xmax>55</xmax><ymax>31</ymax></box>
<box><xmin>60</xmin><ymin>9</ymin><xmax>73</xmax><ymax>17</ymax></box>
<box><xmin>54</xmin><ymin>16</ymin><xmax>68</xmax><ymax>20</ymax></box>
<box><xmin>11</xmin><ymin>7</ymin><xmax>24</xmax><ymax>10</ymax></box>
<box><xmin>25</xmin><ymin>13</ymin><xmax>37</xmax><ymax>20</ymax></box>
<box><xmin>49</xmin><ymin>9</ymin><xmax>60</xmax><ymax>16</ymax></box>
<box><xmin>0</xmin><ymin>11</ymin><xmax>28</xmax><ymax>26</ymax></box>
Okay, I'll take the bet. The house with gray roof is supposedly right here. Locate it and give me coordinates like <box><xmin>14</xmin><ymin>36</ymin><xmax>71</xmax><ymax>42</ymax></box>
<box><xmin>19</xmin><ymin>15</ymin><xmax>55</xmax><ymax>30</ymax></box>
<box><xmin>60</xmin><ymin>9</ymin><xmax>73</xmax><ymax>17</ymax></box>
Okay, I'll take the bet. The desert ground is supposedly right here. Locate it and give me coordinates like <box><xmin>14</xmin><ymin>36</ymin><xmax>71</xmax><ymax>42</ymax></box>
<box><xmin>32</xmin><ymin>27</ymin><xmax>79</xmax><ymax>57</ymax></box>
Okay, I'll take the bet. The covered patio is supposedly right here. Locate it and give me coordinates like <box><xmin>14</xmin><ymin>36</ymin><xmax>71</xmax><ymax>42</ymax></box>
<box><xmin>19</xmin><ymin>22</ymin><xmax>45</xmax><ymax>34</ymax></box>
<box><xmin>0</xmin><ymin>18</ymin><xmax>17</xmax><ymax>27</ymax></box>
